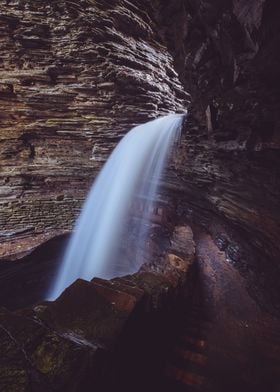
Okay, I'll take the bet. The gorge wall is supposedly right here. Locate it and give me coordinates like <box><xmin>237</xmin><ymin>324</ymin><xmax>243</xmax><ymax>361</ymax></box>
<box><xmin>1</xmin><ymin>0</ymin><xmax>280</xmax><ymax>311</ymax></box>
<box><xmin>167</xmin><ymin>0</ymin><xmax>280</xmax><ymax>312</ymax></box>
<box><xmin>0</xmin><ymin>0</ymin><xmax>188</xmax><ymax>249</ymax></box>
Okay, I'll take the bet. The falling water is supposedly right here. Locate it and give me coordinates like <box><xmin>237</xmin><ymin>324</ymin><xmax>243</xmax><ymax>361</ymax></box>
<box><xmin>47</xmin><ymin>114</ymin><xmax>184</xmax><ymax>300</ymax></box>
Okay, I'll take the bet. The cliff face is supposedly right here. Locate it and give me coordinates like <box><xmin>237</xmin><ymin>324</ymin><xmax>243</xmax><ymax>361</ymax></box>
<box><xmin>0</xmin><ymin>2</ymin><xmax>280</xmax><ymax>390</ymax></box>
<box><xmin>158</xmin><ymin>0</ymin><xmax>280</xmax><ymax>311</ymax></box>
<box><xmin>0</xmin><ymin>0</ymin><xmax>188</xmax><ymax>247</ymax></box>
<box><xmin>1</xmin><ymin>0</ymin><xmax>280</xmax><ymax>311</ymax></box>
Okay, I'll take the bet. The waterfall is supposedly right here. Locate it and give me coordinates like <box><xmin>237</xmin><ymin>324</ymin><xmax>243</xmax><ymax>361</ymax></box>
<box><xmin>47</xmin><ymin>114</ymin><xmax>184</xmax><ymax>300</ymax></box>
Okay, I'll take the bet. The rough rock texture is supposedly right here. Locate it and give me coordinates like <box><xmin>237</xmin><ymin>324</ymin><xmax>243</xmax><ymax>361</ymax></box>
<box><xmin>0</xmin><ymin>234</ymin><xmax>69</xmax><ymax>310</ymax></box>
<box><xmin>0</xmin><ymin>225</ymin><xmax>195</xmax><ymax>392</ymax></box>
<box><xmin>0</xmin><ymin>306</ymin><xmax>105</xmax><ymax>392</ymax></box>
<box><xmin>157</xmin><ymin>0</ymin><xmax>280</xmax><ymax>313</ymax></box>
<box><xmin>164</xmin><ymin>231</ymin><xmax>280</xmax><ymax>392</ymax></box>
<box><xmin>2</xmin><ymin>1</ymin><xmax>278</xmax><ymax>284</ymax></box>
<box><xmin>0</xmin><ymin>0</ymin><xmax>189</xmax><ymax>242</ymax></box>
<box><xmin>0</xmin><ymin>0</ymin><xmax>280</xmax><ymax>389</ymax></box>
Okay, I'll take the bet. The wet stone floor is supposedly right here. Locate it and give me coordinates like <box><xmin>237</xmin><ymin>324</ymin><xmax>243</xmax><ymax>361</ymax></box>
<box><xmin>164</xmin><ymin>231</ymin><xmax>280</xmax><ymax>392</ymax></box>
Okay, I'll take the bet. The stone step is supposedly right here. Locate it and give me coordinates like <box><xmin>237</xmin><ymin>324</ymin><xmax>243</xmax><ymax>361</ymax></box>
<box><xmin>92</xmin><ymin>276</ymin><xmax>144</xmax><ymax>300</ymax></box>
<box><xmin>90</xmin><ymin>278</ymin><xmax>140</xmax><ymax>313</ymax></box>
<box><xmin>179</xmin><ymin>319</ymin><xmax>210</xmax><ymax>333</ymax></box>
<box><xmin>178</xmin><ymin>336</ymin><xmax>207</xmax><ymax>352</ymax></box>
<box><xmin>173</xmin><ymin>347</ymin><xmax>207</xmax><ymax>367</ymax></box>
<box><xmin>168</xmin><ymin>356</ymin><xmax>205</xmax><ymax>383</ymax></box>
<box><xmin>179</xmin><ymin>330</ymin><xmax>208</xmax><ymax>342</ymax></box>
<box><xmin>178</xmin><ymin>326</ymin><xmax>207</xmax><ymax>339</ymax></box>
<box><xmin>166</xmin><ymin>363</ymin><xmax>206</xmax><ymax>389</ymax></box>
<box><xmin>181</xmin><ymin>312</ymin><xmax>212</xmax><ymax>325</ymax></box>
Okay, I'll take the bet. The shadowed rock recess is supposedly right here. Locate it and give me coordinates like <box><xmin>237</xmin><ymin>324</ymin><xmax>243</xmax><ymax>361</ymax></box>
<box><xmin>159</xmin><ymin>0</ymin><xmax>280</xmax><ymax>312</ymax></box>
<box><xmin>0</xmin><ymin>0</ymin><xmax>280</xmax><ymax>391</ymax></box>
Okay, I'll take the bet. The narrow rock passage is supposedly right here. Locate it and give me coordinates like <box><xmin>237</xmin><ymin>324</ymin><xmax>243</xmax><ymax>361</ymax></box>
<box><xmin>165</xmin><ymin>231</ymin><xmax>280</xmax><ymax>391</ymax></box>
<box><xmin>165</xmin><ymin>286</ymin><xmax>209</xmax><ymax>391</ymax></box>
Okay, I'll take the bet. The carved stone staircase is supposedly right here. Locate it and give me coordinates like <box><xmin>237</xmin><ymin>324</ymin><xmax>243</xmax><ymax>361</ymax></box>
<box><xmin>165</xmin><ymin>303</ymin><xmax>209</xmax><ymax>391</ymax></box>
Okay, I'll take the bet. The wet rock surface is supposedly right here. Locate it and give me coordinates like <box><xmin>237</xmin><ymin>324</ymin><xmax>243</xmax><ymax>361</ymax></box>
<box><xmin>157</xmin><ymin>0</ymin><xmax>280</xmax><ymax>313</ymax></box>
<box><xmin>0</xmin><ymin>0</ymin><xmax>280</xmax><ymax>390</ymax></box>
<box><xmin>0</xmin><ymin>306</ymin><xmax>105</xmax><ymax>392</ymax></box>
<box><xmin>0</xmin><ymin>0</ymin><xmax>188</xmax><ymax>247</ymax></box>
<box><xmin>0</xmin><ymin>234</ymin><xmax>69</xmax><ymax>310</ymax></box>
<box><xmin>0</xmin><ymin>225</ymin><xmax>195</xmax><ymax>392</ymax></box>
<box><xmin>1</xmin><ymin>0</ymin><xmax>279</xmax><ymax>315</ymax></box>
<box><xmin>163</xmin><ymin>230</ymin><xmax>280</xmax><ymax>392</ymax></box>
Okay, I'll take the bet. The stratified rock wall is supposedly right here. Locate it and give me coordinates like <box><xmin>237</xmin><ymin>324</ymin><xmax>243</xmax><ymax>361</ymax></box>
<box><xmin>1</xmin><ymin>0</ymin><xmax>280</xmax><ymax>310</ymax></box>
<box><xmin>157</xmin><ymin>0</ymin><xmax>280</xmax><ymax>310</ymax></box>
<box><xmin>0</xmin><ymin>0</ymin><xmax>188</xmax><ymax>239</ymax></box>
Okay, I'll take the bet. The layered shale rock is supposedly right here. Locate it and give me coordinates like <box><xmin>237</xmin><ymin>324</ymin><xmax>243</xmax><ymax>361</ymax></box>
<box><xmin>0</xmin><ymin>225</ymin><xmax>195</xmax><ymax>391</ymax></box>
<box><xmin>158</xmin><ymin>0</ymin><xmax>280</xmax><ymax>312</ymax></box>
<box><xmin>0</xmin><ymin>0</ymin><xmax>279</xmax><ymax>319</ymax></box>
<box><xmin>0</xmin><ymin>0</ymin><xmax>189</xmax><ymax>251</ymax></box>
<box><xmin>1</xmin><ymin>0</ymin><xmax>280</xmax><ymax>389</ymax></box>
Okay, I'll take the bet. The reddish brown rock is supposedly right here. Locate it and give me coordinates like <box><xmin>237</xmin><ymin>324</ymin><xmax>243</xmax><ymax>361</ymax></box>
<box><xmin>0</xmin><ymin>0</ymin><xmax>189</xmax><ymax>252</ymax></box>
<box><xmin>158</xmin><ymin>0</ymin><xmax>280</xmax><ymax>313</ymax></box>
<box><xmin>0</xmin><ymin>223</ymin><xmax>195</xmax><ymax>391</ymax></box>
<box><xmin>0</xmin><ymin>306</ymin><xmax>105</xmax><ymax>392</ymax></box>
